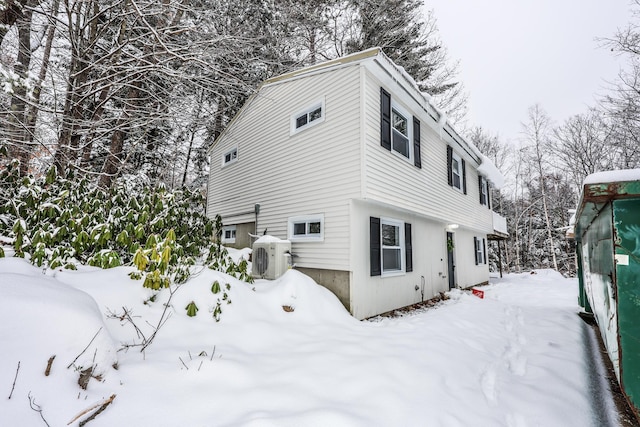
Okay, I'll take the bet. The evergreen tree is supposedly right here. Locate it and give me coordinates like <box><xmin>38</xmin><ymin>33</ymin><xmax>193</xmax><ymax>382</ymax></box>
<box><xmin>345</xmin><ymin>0</ymin><xmax>466</xmax><ymax>121</ymax></box>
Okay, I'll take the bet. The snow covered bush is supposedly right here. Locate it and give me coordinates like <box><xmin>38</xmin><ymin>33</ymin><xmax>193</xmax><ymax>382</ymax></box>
<box><xmin>0</xmin><ymin>162</ymin><xmax>251</xmax><ymax>285</ymax></box>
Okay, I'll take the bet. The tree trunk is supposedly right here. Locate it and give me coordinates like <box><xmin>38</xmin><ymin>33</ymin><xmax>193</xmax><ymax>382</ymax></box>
<box><xmin>23</xmin><ymin>0</ymin><xmax>60</xmax><ymax>172</ymax></box>
<box><xmin>55</xmin><ymin>0</ymin><xmax>95</xmax><ymax>173</ymax></box>
<box><xmin>535</xmin><ymin>145</ymin><xmax>559</xmax><ymax>271</ymax></box>
<box><xmin>6</xmin><ymin>5</ymin><xmax>33</xmax><ymax>175</ymax></box>
<box><xmin>0</xmin><ymin>0</ymin><xmax>31</xmax><ymax>45</ymax></box>
<box><xmin>99</xmin><ymin>82</ymin><xmax>140</xmax><ymax>188</ymax></box>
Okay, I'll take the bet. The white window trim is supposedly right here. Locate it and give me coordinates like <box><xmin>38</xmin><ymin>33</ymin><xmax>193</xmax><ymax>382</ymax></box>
<box><xmin>288</xmin><ymin>214</ymin><xmax>324</xmax><ymax>242</ymax></box>
<box><xmin>480</xmin><ymin>176</ymin><xmax>489</xmax><ymax>206</ymax></box>
<box><xmin>475</xmin><ymin>237</ymin><xmax>485</xmax><ymax>265</ymax></box>
<box><xmin>390</xmin><ymin>101</ymin><xmax>413</xmax><ymax>163</ymax></box>
<box><xmin>451</xmin><ymin>151</ymin><xmax>463</xmax><ymax>193</ymax></box>
<box><xmin>381</xmin><ymin>217</ymin><xmax>405</xmax><ymax>276</ymax></box>
<box><xmin>222</xmin><ymin>225</ymin><xmax>237</xmax><ymax>244</ymax></box>
<box><xmin>222</xmin><ymin>147</ymin><xmax>238</xmax><ymax>167</ymax></box>
<box><xmin>290</xmin><ymin>98</ymin><xmax>325</xmax><ymax>135</ymax></box>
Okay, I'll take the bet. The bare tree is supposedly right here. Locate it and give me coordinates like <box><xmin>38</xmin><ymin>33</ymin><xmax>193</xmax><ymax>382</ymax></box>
<box><xmin>598</xmin><ymin>0</ymin><xmax>640</xmax><ymax>171</ymax></box>
<box><xmin>551</xmin><ymin>109</ymin><xmax>614</xmax><ymax>192</ymax></box>
<box><xmin>521</xmin><ymin>104</ymin><xmax>558</xmax><ymax>271</ymax></box>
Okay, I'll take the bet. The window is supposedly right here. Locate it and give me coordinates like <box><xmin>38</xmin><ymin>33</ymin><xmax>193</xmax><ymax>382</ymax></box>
<box><xmin>291</xmin><ymin>99</ymin><xmax>325</xmax><ymax>135</ymax></box>
<box><xmin>447</xmin><ymin>145</ymin><xmax>467</xmax><ymax>194</ymax></box>
<box><xmin>222</xmin><ymin>147</ymin><xmax>238</xmax><ymax>166</ymax></box>
<box><xmin>382</xmin><ymin>219</ymin><xmax>404</xmax><ymax>273</ymax></box>
<box><xmin>474</xmin><ymin>237</ymin><xmax>487</xmax><ymax>265</ymax></box>
<box><xmin>451</xmin><ymin>152</ymin><xmax>462</xmax><ymax>190</ymax></box>
<box><xmin>370</xmin><ymin>217</ymin><xmax>412</xmax><ymax>276</ymax></box>
<box><xmin>392</xmin><ymin>108</ymin><xmax>410</xmax><ymax>158</ymax></box>
<box><xmin>222</xmin><ymin>225</ymin><xmax>237</xmax><ymax>244</ymax></box>
<box><xmin>288</xmin><ymin>214</ymin><xmax>324</xmax><ymax>241</ymax></box>
<box><xmin>380</xmin><ymin>88</ymin><xmax>422</xmax><ymax>168</ymax></box>
<box><xmin>479</xmin><ymin>176</ymin><xmax>490</xmax><ymax>207</ymax></box>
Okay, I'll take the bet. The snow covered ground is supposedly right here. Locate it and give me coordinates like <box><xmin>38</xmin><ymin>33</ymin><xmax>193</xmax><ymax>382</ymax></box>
<box><xmin>0</xmin><ymin>256</ymin><xmax>622</xmax><ymax>427</ymax></box>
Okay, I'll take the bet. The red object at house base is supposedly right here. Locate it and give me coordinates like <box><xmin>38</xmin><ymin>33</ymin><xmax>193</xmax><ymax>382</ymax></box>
<box><xmin>472</xmin><ymin>288</ymin><xmax>484</xmax><ymax>299</ymax></box>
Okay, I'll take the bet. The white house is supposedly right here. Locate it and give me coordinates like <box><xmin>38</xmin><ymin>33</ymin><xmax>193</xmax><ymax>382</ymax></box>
<box><xmin>207</xmin><ymin>48</ymin><xmax>507</xmax><ymax>319</ymax></box>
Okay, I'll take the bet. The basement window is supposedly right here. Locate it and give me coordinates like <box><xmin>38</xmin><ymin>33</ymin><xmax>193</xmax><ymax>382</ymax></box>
<box><xmin>222</xmin><ymin>225</ymin><xmax>237</xmax><ymax>244</ymax></box>
<box><xmin>288</xmin><ymin>214</ymin><xmax>324</xmax><ymax>241</ymax></box>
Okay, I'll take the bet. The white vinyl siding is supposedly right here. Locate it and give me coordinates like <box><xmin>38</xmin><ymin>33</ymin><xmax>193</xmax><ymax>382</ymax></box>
<box><xmin>208</xmin><ymin>66</ymin><xmax>362</xmax><ymax>270</ymax></box>
<box><xmin>362</xmin><ymin>66</ymin><xmax>492</xmax><ymax>234</ymax></box>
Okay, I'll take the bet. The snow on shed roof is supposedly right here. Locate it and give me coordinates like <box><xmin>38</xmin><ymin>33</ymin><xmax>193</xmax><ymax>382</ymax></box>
<box><xmin>583</xmin><ymin>169</ymin><xmax>640</xmax><ymax>185</ymax></box>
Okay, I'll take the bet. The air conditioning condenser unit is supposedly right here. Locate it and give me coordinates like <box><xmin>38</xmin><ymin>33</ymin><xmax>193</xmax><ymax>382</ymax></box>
<box><xmin>252</xmin><ymin>240</ymin><xmax>292</xmax><ymax>280</ymax></box>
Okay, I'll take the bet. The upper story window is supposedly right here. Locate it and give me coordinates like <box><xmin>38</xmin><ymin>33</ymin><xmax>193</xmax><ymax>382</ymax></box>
<box><xmin>447</xmin><ymin>145</ymin><xmax>467</xmax><ymax>194</ymax></box>
<box><xmin>452</xmin><ymin>153</ymin><xmax>462</xmax><ymax>190</ymax></box>
<box><xmin>222</xmin><ymin>147</ymin><xmax>238</xmax><ymax>166</ymax></box>
<box><xmin>392</xmin><ymin>108</ymin><xmax>410</xmax><ymax>158</ymax></box>
<box><xmin>380</xmin><ymin>88</ymin><xmax>421</xmax><ymax>168</ymax></box>
<box><xmin>288</xmin><ymin>214</ymin><xmax>324</xmax><ymax>241</ymax></box>
<box><xmin>479</xmin><ymin>176</ymin><xmax>490</xmax><ymax>207</ymax></box>
<box><xmin>291</xmin><ymin>99</ymin><xmax>325</xmax><ymax>135</ymax></box>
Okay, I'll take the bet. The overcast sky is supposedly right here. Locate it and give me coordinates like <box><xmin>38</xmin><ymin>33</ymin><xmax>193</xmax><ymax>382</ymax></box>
<box><xmin>426</xmin><ymin>0</ymin><xmax>632</xmax><ymax>144</ymax></box>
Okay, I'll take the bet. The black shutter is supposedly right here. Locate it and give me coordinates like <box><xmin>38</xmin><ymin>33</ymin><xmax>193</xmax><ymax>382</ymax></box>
<box><xmin>413</xmin><ymin>117</ymin><xmax>421</xmax><ymax>169</ymax></box>
<box><xmin>370</xmin><ymin>217</ymin><xmax>381</xmax><ymax>276</ymax></box>
<box><xmin>474</xmin><ymin>237</ymin><xmax>479</xmax><ymax>265</ymax></box>
<box><xmin>462</xmin><ymin>159</ymin><xmax>467</xmax><ymax>194</ymax></box>
<box><xmin>487</xmin><ymin>187</ymin><xmax>492</xmax><ymax>210</ymax></box>
<box><xmin>478</xmin><ymin>176</ymin><xmax>484</xmax><ymax>205</ymax></box>
<box><xmin>446</xmin><ymin>145</ymin><xmax>453</xmax><ymax>186</ymax></box>
<box><xmin>483</xmin><ymin>238</ymin><xmax>487</xmax><ymax>264</ymax></box>
<box><xmin>405</xmin><ymin>222</ymin><xmax>413</xmax><ymax>272</ymax></box>
<box><xmin>380</xmin><ymin>88</ymin><xmax>391</xmax><ymax>151</ymax></box>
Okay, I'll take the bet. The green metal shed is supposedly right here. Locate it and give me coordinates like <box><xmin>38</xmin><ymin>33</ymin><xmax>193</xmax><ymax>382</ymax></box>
<box><xmin>574</xmin><ymin>169</ymin><xmax>640</xmax><ymax>420</ymax></box>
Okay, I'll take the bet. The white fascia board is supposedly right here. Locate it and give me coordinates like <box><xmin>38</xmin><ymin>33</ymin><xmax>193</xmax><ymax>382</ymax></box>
<box><xmin>360</xmin><ymin>197</ymin><xmax>491</xmax><ymax>235</ymax></box>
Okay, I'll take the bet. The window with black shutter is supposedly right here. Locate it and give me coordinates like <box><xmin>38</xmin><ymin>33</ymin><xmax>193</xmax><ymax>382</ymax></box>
<box><xmin>413</xmin><ymin>117</ymin><xmax>421</xmax><ymax>169</ymax></box>
<box><xmin>462</xmin><ymin>159</ymin><xmax>467</xmax><ymax>194</ymax></box>
<box><xmin>479</xmin><ymin>176</ymin><xmax>489</xmax><ymax>206</ymax></box>
<box><xmin>447</xmin><ymin>145</ymin><xmax>453</xmax><ymax>186</ymax></box>
<box><xmin>380</xmin><ymin>88</ymin><xmax>391</xmax><ymax>151</ymax></box>
<box><xmin>474</xmin><ymin>236</ymin><xmax>486</xmax><ymax>265</ymax></box>
<box><xmin>370</xmin><ymin>216</ymin><xmax>410</xmax><ymax>275</ymax></box>
<box><xmin>370</xmin><ymin>217</ymin><xmax>381</xmax><ymax>276</ymax></box>
<box><xmin>483</xmin><ymin>238</ymin><xmax>487</xmax><ymax>264</ymax></box>
<box><xmin>473</xmin><ymin>236</ymin><xmax>480</xmax><ymax>265</ymax></box>
<box><xmin>448</xmin><ymin>146</ymin><xmax>465</xmax><ymax>193</ymax></box>
<box><xmin>405</xmin><ymin>223</ymin><xmax>413</xmax><ymax>272</ymax></box>
<box><xmin>380</xmin><ymin>88</ymin><xmax>421</xmax><ymax>168</ymax></box>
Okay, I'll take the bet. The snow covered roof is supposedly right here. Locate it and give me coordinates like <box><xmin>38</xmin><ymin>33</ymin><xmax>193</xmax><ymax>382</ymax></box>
<box><xmin>211</xmin><ymin>47</ymin><xmax>506</xmax><ymax>186</ymax></box>
<box><xmin>583</xmin><ymin>168</ymin><xmax>640</xmax><ymax>185</ymax></box>
<box><xmin>477</xmin><ymin>154</ymin><xmax>505</xmax><ymax>190</ymax></box>
<box><xmin>264</xmin><ymin>47</ymin><xmax>382</xmax><ymax>85</ymax></box>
